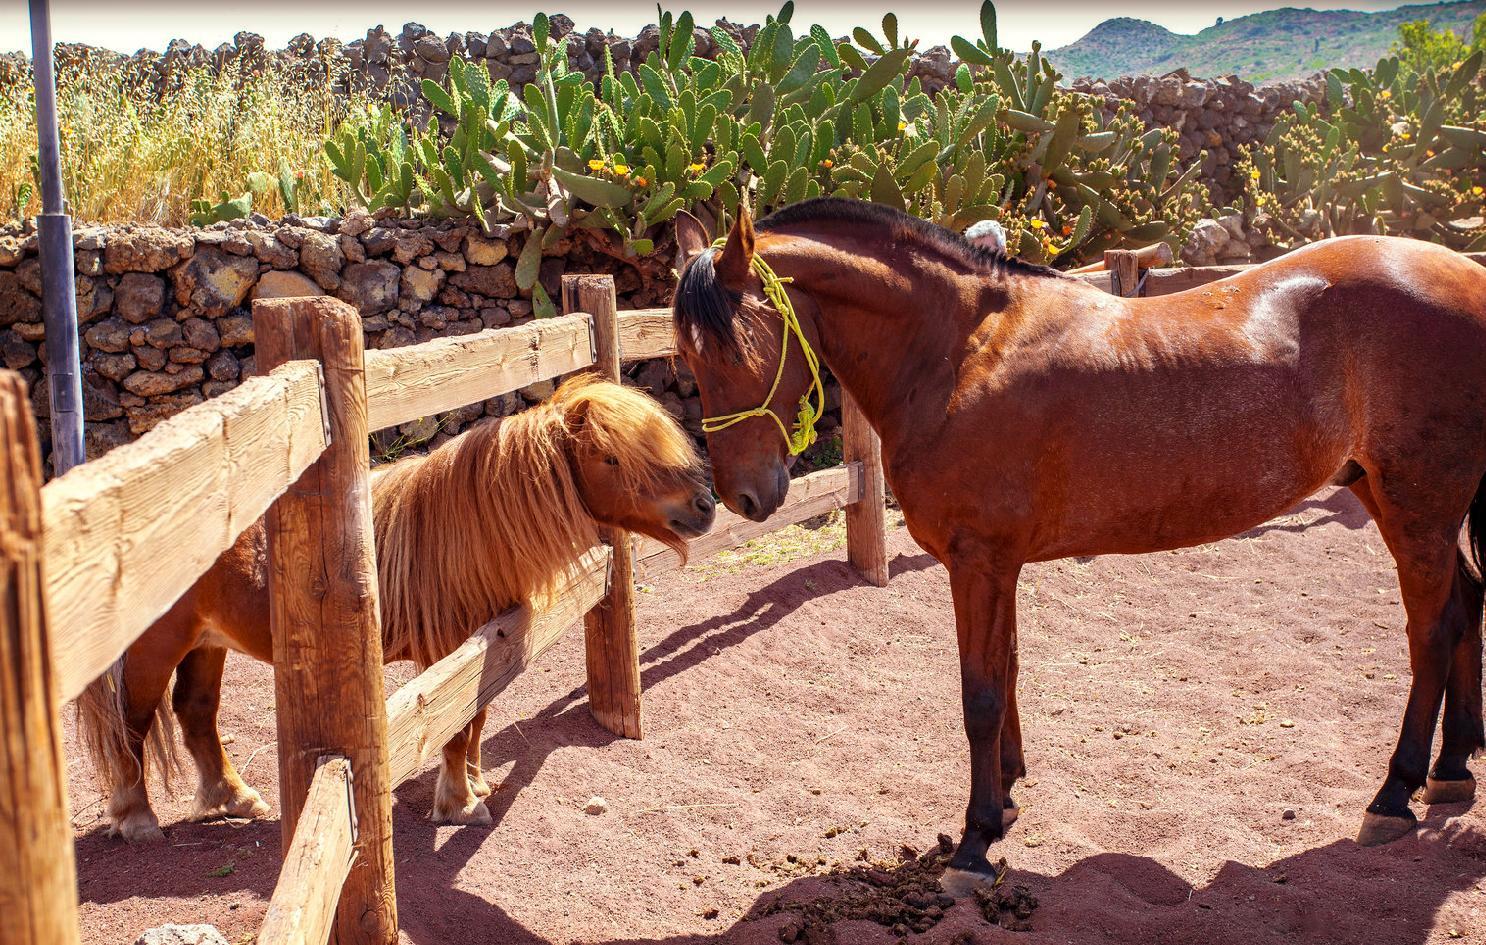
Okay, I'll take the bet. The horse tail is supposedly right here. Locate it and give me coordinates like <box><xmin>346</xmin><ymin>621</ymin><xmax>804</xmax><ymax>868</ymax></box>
<box><xmin>76</xmin><ymin>658</ymin><xmax>181</xmax><ymax>794</ymax></box>
<box><xmin>1468</xmin><ymin>471</ymin><xmax>1486</xmax><ymax>591</ymax></box>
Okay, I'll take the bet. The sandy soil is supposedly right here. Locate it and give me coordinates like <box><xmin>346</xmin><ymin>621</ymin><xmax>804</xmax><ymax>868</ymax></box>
<box><xmin>66</xmin><ymin>487</ymin><xmax>1486</xmax><ymax>944</ymax></box>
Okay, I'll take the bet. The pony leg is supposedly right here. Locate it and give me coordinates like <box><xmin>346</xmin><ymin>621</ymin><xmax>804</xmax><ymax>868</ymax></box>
<box><xmin>465</xmin><ymin>708</ymin><xmax>491</xmax><ymax>798</ymax></box>
<box><xmin>432</xmin><ymin>725</ymin><xmax>491</xmax><ymax>825</ymax></box>
<box><xmin>172</xmin><ymin>646</ymin><xmax>270</xmax><ymax>822</ymax></box>
<box><xmin>106</xmin><ymin>652</ymin><xmax>178</xmax><ymax>842</ymax></box>
<box><xmin>941</xmin><ymin>559</ymin><xmax>1021</xmax><ymax>897</ymax></box>
<box><xmin>1426</xmin><ymin>556</ymin><xmax>1484</xmax><ymax>803</ymax></box>
<box><xmin>1357</xmin><ymin>495</ymin><xmax>1467</xmax><ymax>845</ymax></box>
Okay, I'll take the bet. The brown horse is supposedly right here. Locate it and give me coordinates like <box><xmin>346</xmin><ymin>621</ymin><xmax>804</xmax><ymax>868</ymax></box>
<box><xmin>672</xmin><ymin>198</ymin><xmax>1486</xmax><ymax>894</ymax></box>
<box><xmin>80</xmin><ymin>376</ymin><xmax>715</xmax><ymax>841</ymax></box>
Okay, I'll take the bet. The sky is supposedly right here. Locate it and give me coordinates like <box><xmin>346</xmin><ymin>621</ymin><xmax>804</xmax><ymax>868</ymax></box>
<box><xmin>0</xmin><ymin>0</ymin><xmax>1446</xmax><ymax>56</ymax></box>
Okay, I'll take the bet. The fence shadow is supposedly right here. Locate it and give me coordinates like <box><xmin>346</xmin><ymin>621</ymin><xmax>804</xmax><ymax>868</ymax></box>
<box><xmin>390</xmin><ymin>818</ymin><xmax>1486</xmax><ymax>945</ymax></box>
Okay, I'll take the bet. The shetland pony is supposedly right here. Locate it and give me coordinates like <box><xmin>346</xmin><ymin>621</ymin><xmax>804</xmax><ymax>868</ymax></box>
<box><xmin>673</xmin><ymin>198</ymin><xmax>1486</xmax><ymax>894</ymax></box>
<box><xmin>80</xmin><ymin>376</ymin><xmax>715</xmax><ymax>840</ymax></box>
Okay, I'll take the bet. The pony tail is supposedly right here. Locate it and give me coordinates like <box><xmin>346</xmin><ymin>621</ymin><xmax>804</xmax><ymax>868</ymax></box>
<box><xmin>76</xmin><ymin>658</ymin><xmax>181</xmax><ymax>794</ymax></box>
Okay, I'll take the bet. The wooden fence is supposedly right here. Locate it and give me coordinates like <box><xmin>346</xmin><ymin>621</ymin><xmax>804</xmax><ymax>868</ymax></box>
<box><xmin>8</xmin><ymin>250</ymin><xmax>1483</xmax><ymax>943</ymax></box>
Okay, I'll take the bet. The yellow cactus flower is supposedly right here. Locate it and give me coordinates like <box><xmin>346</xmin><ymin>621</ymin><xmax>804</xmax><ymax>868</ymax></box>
<box><xmin>1029</xmin><ymin>219</ymin><xmax>1046</xmax><ymax>230</ymax></box>
<box><xmin>898</xmin><ymin>121</ymin><xmax>906</xmax><ymax>131</ymax></box>
<box><xmin>1474</xmin><ymin>185</ymin><xmax>1484</xmax><ymax>196</ymax></box>
<box><xmin>1380</xmin><ymin>89</ymin><xmax>1392</xmax><ymax>100</ymax></box>
<box><xmin>1249</xmin><ymin>168</ymin><xmax>1261</xmax><ymax>180</ymax></box>
<box><xmin>613</xmin><ymin>163</ymin><xmax>630</xmax><ymax>176</ymax></box>
<box><xmin>588</xmin><ymin>159</ymin><xmax>606</xmax><ymax>171</ymax></box>
<box><xmin>688</xmin><ymin>162</ymin><xmax>706</xmax><ymax>174</ymax></box>
<box><xmin>1400</xmin><ymin>131</ymin><xmax>1411</xmax><ymax>141</ymax></box>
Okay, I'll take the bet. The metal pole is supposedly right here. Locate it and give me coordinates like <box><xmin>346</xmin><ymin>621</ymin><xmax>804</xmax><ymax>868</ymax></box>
<box><xmin>28</xmin><ymin>0</ymin><xmax>85</xmax><ymax>474</ymax></box>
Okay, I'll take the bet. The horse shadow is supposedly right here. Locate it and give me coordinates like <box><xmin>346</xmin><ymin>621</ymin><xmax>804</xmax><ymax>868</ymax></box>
<box><xmin>389</xmin><ymin>819</ymin><xmax>1486</xmax><ymax>945</ymax></box>
<box><xmin>72</xmin><ymin>814</ymin><xmax>281</xmax><ymax>906</ymax></box>
<box><xmin>1242</xmin><ymin>488</ymin><xmax>1372</xmax><ymax>538</ymax></box>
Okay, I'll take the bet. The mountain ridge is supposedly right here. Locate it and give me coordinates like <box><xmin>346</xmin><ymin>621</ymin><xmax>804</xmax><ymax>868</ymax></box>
<box><xmin>1048</xmin><ymin>1</ymin><xmax>1484</xmax><ymax>81</ymax></box>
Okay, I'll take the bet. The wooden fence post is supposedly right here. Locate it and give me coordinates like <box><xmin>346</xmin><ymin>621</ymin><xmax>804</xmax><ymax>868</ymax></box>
<box><xmin>562</xmin><ymin>274</ymin><xmax>643</xmax><ymax>739</ymax></box>
<box><xmin>254</xmin><ymin>297</ymin><xmax>397</xmax><ymax>944</ymax></box>
<box><xmin>0</xmin><ymin>371</ymin><xmax>82</xmax><ymax>945</ymax></box>
<box><xmin>1105</xmin><ymin>249</ymin><xmax>1142</xmax><ymax>298</ymax></box>
<box><xmin>842</xmin><ymin>391</ymin><xmax>889</xmax><ymax>587</ymax></box>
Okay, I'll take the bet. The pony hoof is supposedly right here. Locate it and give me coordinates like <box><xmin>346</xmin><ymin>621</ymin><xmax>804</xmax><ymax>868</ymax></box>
<box><xmin>939</xmin><ymin>866</ymin><xmax>1005</xmax><ymax>900</ymax></box>
<box><xmin>1356</xmin><ymin>810</ymin><xmax>1417</xmax><ymax>847</ymax></box>
<box><xmin>109</xmin><ymin>812</ymin><xmax>165</xmax><ymax>843</ymax></box>
<box><xmin>190</xmin><ymin>787</ymin><xmax>271</xmax><ymax>822</ymax></box>
<box><xmin>1423</xmin><ymin>775</ymin><xmax>1476</xmax><ymax>805</ymax></box>
<box><xmin>469</xmin><ymin>774</ymin><xmax>493</xmax><ymax>799</ymax></box>
<box><xmin>431</xmin><ymin>799</ymin><xmax>492</xmax><ymax>826</ymax></box>
<box><xmin>1003</xmin><ymin>803</ymin><xmax>1020</xmax><ymax>830</ymax></box>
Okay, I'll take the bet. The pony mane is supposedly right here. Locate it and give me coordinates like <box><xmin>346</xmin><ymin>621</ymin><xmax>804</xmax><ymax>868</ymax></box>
<box><xmin>675</xmin><ymin>197</ymin><xmax>1063</xmax><ymax>354</ymax></box>
<box><xmin>371</xmin><ymin>374</ymin><xmax>696</xmax><ymax>667</ymax></box>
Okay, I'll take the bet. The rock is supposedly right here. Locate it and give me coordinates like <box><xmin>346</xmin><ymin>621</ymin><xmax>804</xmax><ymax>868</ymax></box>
<box><xmin>172</xmin><ymin>247</ymin><xmax>259</xmax><ymax>316</ymax></box>
<box><xmin>85</xmin><ymin>420</ymin><xmax>132</xmax><ymax>460</ymax></box>
<box><xmin>115</xmin><ymin>272</ymin><xmax>166</xmax><ymax>323</ymax></box>
<box><xmin>337</xmin><ymin>261</ymin><xmax>401</xmax><ymax>316</ymax></box>
<box><xmin>583</xmin><ymin>796</ymin><xmax>609</xmax><ymax>815</ymax></box>
<box><xmin>122</xmin><ymin>365</ymin><xmax>204</xmax><ymax>397</ymax></box>
<box><xmin>217</xmin><ymin>314</ymin><xmax>253</xmax><ymax>347</ymax></box>
<box><xmin>104</xmin><ymin>227</ymin><xmax>193</xmax><ymax>273</ymax></box>
<box><xmin>465</xmin><ymin>232</ymin><xmax>509</xmax><ymax>265</ymax></box>
<box><xmin>181</xmin><ymin>317</ymin><xmax>220</xmax><ymax>352</ymax></box>
<box><xmin>449</xmin><ymin>263</ymin><xmax>517</xmax><ymax>299</ymax></box>
<box><xmin>206</xmin><ymin>349</ymin><xmax>240</xmax><ymax>382</ymax></box>
<box><xmin>1182</xmin><ymin>218</ymin><xmax>1231</xmax><ymax>267</ymax></box>
<box><xmin>143</xmin><ymin>317</ymin><xmax>184</xmax><ymax>349</ymax></box>
<box><xmin>253</xmin><ymin>269</ymin><xmax>325</xmax><ymax>300</ymax></box>
<box><xmin>519</xmin><ymin>378</ymin><xmax>555</xmax><ymax>402</ymax></box>
<box><xmin>246</xmin><ymin>229</ymin><xmax>297</xmax><ymax>268</ymax></box>
<box><xmin>0</xmin><ymin>271</ymin><xmax>41</xmax><ymax>326</ymax></box>
<box><xmin>401</xmin><ymin>266</ymin><xmax>444</xmax><ymax>303</ymax></box>
<box><xmin>1282</xmin><ymin>808</ymin><xmax>1296</xmax><ymax>821</ymax></box>
<box><xmin>133</xmin><ymin>344</ymin><xmax>167</xmax><ymax>371</ymax></box>
<box><xmin>84</xmin><ymin>317</ymin><xmax>131</xmax><ymax>354</ymax></box>
<box><xmin>126</xmin><ymin>390</ymin><xmax>205</xmax><ymax>433</ymax></box>
<box><xmin>0</xmin><ymin>328</ymin><xmax>36</xmax><ymax>369</ymax></box>
<box><xmin>92</xmin><ymin>352</ymin><xmax>137</xmax><ymax>382</ymax></box>
<box><xmin>297</xmin><ymin>229</ymin><xmax>344</xmax><ymax>288</ymax></box>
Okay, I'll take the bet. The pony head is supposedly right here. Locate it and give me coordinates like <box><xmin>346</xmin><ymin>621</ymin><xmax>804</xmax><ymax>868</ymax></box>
<box><xmin>671</xmin><ymin>206</ymin><xmax>821</xmax><ymax>521</ymax></box>
<box><xmin>552</xmin><ymin>376</ymin><xmax>716</xmax><ymax>554</ymax></box>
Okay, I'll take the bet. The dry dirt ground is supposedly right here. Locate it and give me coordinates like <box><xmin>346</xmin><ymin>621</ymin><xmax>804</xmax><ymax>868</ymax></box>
<box><xmin>66</xmin><ymin>487</ymin><xmax>1486</xmax><ymax>944</ymax></box>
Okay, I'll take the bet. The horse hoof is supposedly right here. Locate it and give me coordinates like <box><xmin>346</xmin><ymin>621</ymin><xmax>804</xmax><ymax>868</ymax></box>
<box><xmin>1356</xmin><ymin>810</ymin><xmax>1416</xmax><ymax>847</ymax></box>
<box><xmin>1003</xmin><ymin>803</ymin><xmax>1020</xmax><ymax>830</ymax></box>
<box><xmin>431</xmin><ymin>798</ymin><xmax>492</xmax><ymax>826</ymax></box>
<box><xmin>1423</xmin><ymin>775</ymin><xmax>1476</xmax><ymax>805</ymax></box>
<box><xmin>469</xmin><ymin>774</ymin><xmax>493</xmax><ymax>799</ymax></box>
<box><xmin>190</xmin><ymin>786</ymin><xmax>271</xmax><ymax>822</ymax></box>
<box><xmin>939</xmin><ymin>866</ymin><xmax>1004</xmax><ymax>900</ymax></box>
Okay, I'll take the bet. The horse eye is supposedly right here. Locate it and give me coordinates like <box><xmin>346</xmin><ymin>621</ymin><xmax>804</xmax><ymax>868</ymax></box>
<box><xmin>604</xmin><ymin>456</ymin><xmax>620</xmax><ymax>467</ymax></box>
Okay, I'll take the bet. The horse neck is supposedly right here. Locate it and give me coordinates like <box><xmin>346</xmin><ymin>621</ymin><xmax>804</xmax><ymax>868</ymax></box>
<box><xmin>762</xmin><ymin>230</ymin><xmax>987</xmax><ymax>449</ymax></box>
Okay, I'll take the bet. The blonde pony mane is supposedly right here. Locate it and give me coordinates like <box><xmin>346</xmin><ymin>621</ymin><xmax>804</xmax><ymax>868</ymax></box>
<box><xmin>372</xmin><ymin>374</ymin><xmax>699</xmax><ymax>667</ymax></box>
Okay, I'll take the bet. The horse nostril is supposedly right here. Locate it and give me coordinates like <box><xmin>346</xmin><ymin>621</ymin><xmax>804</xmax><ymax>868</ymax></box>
<box><xmin>694</xmin><ymin>494</ymin><xmax>715</xmax><ymax>516</ymax></box>
<box><xmin>736</xmin><ymin>491</ymin><xmax>758</xmax><ymax>519</ymax></box>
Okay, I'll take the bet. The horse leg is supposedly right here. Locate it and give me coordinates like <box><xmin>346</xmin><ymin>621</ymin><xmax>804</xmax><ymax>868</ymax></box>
<box><xmin>1357</xmin><ymin>497</ymin><xmax>1466</xmax><ymax>845</ymax></box>
<box><xmin>1000</xmin><ymin>644</ymin><xmax>1024</xmax><ymax>830</ymax></box>
<box><xmin>432</xmin><ymin>725</ymin><xmax>491</xmax><ymax>825</ymax></box>
<box><xmin>465</xmin><ymin>708</ymin><xmax>492</xmax><ymax>798</ymax></box>
<box><xmin>1425</xmin><ymin>557</ymin><xmax>1484</xmax><ymax>803</ymax></box>
<box><xmin>941</xmin><ymin>560</ymin><xmax>1021</xmax><ymax>897</ymax></box>
<box><xmin>172</xmin><ymin>645</ymin><xmax>270</xmax><ymax>822</ymax></box>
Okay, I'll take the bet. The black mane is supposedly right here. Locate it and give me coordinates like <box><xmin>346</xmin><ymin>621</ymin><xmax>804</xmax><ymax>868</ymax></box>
<box><xmin>673</xmin><ymin>197</ymin><xmax>1061</xmax><ymax>354</ymax></box>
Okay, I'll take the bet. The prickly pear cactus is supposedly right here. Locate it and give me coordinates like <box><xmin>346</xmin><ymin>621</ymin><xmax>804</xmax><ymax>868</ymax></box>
<box><xmin>1239</xmin><ymin>50</ymin><xmax>1486</xmax><ymax>251</ymax></box>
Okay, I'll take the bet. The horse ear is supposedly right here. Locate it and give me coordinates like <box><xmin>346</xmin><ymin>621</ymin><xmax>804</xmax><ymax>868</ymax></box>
<box><xmin>714</xmin><ymin>203</ymin><xmax>755</xmax><ymax>289</ymax></box>
<box><xmin>673</xmin><ymin>210</ymin><xmax>711</xmax><ymax>274</ymax></box>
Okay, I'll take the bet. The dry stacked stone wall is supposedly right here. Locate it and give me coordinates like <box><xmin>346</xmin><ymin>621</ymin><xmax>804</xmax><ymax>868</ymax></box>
<box><xmin>0</xmin><ymin>213</ymin><xmax>838</xmax><ymax>469</ymax></box>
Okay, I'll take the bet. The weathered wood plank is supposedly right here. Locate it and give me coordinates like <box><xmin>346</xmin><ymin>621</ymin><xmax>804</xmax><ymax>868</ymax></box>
<box><xmin>565</xmin><ymin>276</ymin><xmax>644</xmax><ymax>740</ymax></box>
<box><xmin>0</xmin><ymin>371</ymin><xmax>82</xmax><ymax>945</ymax></box>
<box><xmin>616</xmin><ymin>309</ymin><xmax>676</xmax><ymax>361</ymax></box>
<box><xmin>635</xmin><ymin>464</ymin><xmax>858</xmax><ymax>576</ymax></box>
<box><xmin>257</xmin><ymin>757</ymin><xmax>357</xmax><ymax>945</ymax></box>
<box><xmin>256</xmin><ymin>296</ymin><xmax>397</xmax><ymax>945</ymax></box>
<box><xmin>842</xmin><ymin>393</ymin><xmax>888</xmax><ymax>587</ymax></box>
<box><xmin>364</xmin><ymin>315</ymin><xmax>593</xmax><ymax>431</ymax></box>
<box><xmin>42</xmin><ymin>361</ymin><xmax>326</xmax><ymax>703</ymax></box>
<box><xmin>385</xmin><ymin>549</ymin><xmax>611</xmax><ymax>788</ymax></box>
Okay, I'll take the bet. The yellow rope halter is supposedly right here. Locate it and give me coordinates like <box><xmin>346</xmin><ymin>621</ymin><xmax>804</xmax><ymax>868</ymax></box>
<box><xmin>699</xmin><ymin>241</ymin><xmax>826</xmax><ymax>456</ymax></box>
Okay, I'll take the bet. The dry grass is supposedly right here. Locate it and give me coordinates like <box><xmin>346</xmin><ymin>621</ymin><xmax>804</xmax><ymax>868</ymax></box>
<box><xmin>0</xmin><ymin>55</ymin><xmax>373</xmax><ymax>225</ymax></box>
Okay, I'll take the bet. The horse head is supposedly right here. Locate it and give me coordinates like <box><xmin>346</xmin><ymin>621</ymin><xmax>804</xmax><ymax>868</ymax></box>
<box><xmin>671</xmin><ymin>207</ymin><xmax>824</xmax><ymax>522</ymax></box>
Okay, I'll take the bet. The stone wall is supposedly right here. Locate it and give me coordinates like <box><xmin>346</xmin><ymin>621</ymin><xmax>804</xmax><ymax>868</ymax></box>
<box><xmin>1071</xmin><ymin>70</ymin><xmax>1329</xmax><ymax>205</ymax></box>
<box><xmin>0</xmin><ymin>214</ymin><xmax>811</xmax><ymax>469</ymax></box>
